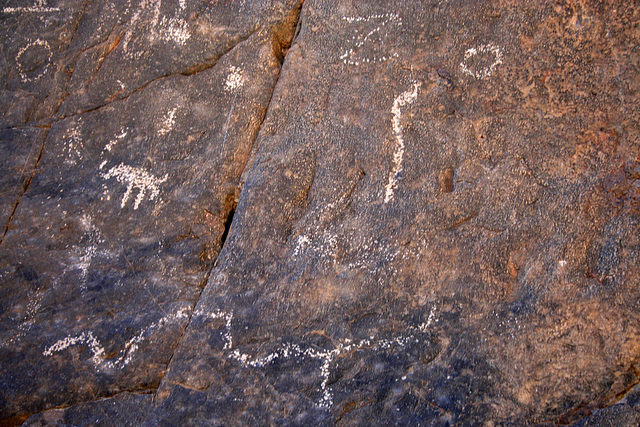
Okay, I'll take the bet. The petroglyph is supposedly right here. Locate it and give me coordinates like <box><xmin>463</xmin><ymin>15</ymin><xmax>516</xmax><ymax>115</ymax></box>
<box><xmin>77</xmin><ymin>245</ymin><xmax>97</xmax><ymax>281</ymax></box>
<box><xmin>61</xmin><ymin>214</ymin><xmax>106</xmax><ymax>293</ymax></box>
<box><xmin>123</xmin><ymin>0</ymin><xmax>162</xmax><ymax>53</ymax></box>
<box><xmin>384</xmin><ymin>82</ymin><xmax>420</xmax><ymax>203</ymax></box>
<box><xmin>158</xmin><ymin>108</ymin><xmax>177</xmax><ymax>136</ymax></box>
<box><xmin>104</xmin><ymin>128</ymin><xmax>127</xmax><ymax>153</ymax></box>
<box><xmin>43</xmin><ymin>306</ymin><xmax>190</xmax><ymax>368</ymax></box>
<box><xmin>0</xmin><ymin>290</ymin><xmax>44</xmax><ymax>349</ymax></box>
<box><xmin>44</xmin><ymin>331</ymin><xmax>106</xmax><ymax>365</ymax></box>
<box><xmin>101</xmin><ymin>164</ymin><xmax>168</xmax><ymax>210</ymax></box>
<box><xmin>123</xmin><ymin>0</ymin><xmax>190</xmax><ymax>53</ymax></box>
<box><xmin>225</xmin><ymin>66</ymin><xmax>245</xmax><ymax>92</ymax></box>
<box><xmin>63</xmin><ymin>120</ymin><xmax>83</xmax><ymax>163</ymax></box>
<box><xmin>16</xmin><ymin>39</ymin><xmax>53</xmax><ymax>82</ymax></box>
<box><xmin>3</xmin><ymin>0</ymin><xmax>60</xmax><ymax>13</ymax></box>
<box><xmin>460</xmin><ymin>43</ymin><xmax>503</xmax><ymax>79</ymax></box>
<box><xmin>193</xmin><ymin>309</ymin><xmax>234</xmax><ymax>349</ymax></box>
<box><xmin>339</xmin><ymin>13</ymin><xmax>401</xmax><ymax>66</ymax></box>
<box><xmin>158</xmin><ymin>17</ymin><xmax>190</xmax><ymax>45</ymax></box>
<box><xmin>193</xmin><ymin>306</ymin><xmax>438</xmax><ymax>409</ymax></box>
<box><xmin>292</xmin><ymin>231</ymin><xmax>337</xmax><ymax>263</ymax></box>
<box><xmin>293</xmin><ymin>235</ymin><xmax>311</xmax><ymax>257</ymax></box>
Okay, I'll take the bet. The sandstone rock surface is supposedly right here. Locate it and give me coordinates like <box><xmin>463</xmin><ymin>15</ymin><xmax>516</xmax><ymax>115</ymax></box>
<box><xmin>1</xmin><ymin>0</ymin><xmax>639</xmax><ymax>425</ymax></box>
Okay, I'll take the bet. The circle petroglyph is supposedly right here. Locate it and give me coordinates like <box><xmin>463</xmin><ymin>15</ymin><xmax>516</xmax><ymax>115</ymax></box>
<box><xmin>460</xmin><ymin>43</ymin><xmax>503</xmax><ymax>79</ymax></box>
<box><xmin>16</xmin><ymin>39</ymin><xmax>52</xmax><ymax>82</ymax></box>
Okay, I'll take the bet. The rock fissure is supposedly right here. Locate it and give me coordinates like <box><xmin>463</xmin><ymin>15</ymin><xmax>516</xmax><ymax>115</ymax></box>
<box><xmin>0</xmin><ymin>131</ymin><xmax>47</xmax><ymax>247</ymax></box>
<box><xmin>55</xmin><ymin>30</ymin><xmax>259</xmax><ymax>122</ymax></box>
<box><xmin>3</xmin><ymin>1</ymin><xmax>640</xmax><ymax>425</ymax></box>
<box><xmin>148</xmin><ymin>0</ymin><xmax>305</xmax><ymax>411</ymax></box>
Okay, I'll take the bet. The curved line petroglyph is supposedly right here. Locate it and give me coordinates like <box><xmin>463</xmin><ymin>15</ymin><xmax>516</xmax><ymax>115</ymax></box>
<box><xmin>197</xmin><ymin>306</ymin><xmax>438</xmax><ymax>408</ymax></box>
<box><xmin>16</xmin><ymin>39</ymin><xmax>53</xmax><ymax>82</ymax></box>
<box><xmin>43</xmin><ymin>306</ymin><xmax>190</xmax><ymax>369</ymax></box>
<box><xmin>43</xmin><ymin>305</ymin><xmax>437</xmax><ymax>409</ymax></box>
<box><xmin>384</xmin><ymin>82</ymin><xmax>421</xmax><ymax>203</ymax></box>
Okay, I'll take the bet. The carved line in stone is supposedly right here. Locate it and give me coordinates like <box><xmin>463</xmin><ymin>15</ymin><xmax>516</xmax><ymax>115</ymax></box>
<box><xmin>201</xmin><ymin>306</ymin><xmax>438</xmax><ymax>408</ymax></box>
<box><xmin>339</xmin><ymin>13</ymin><xmax>401</xmax><ymax>66</ymax></box>
<box><xmin>123</xmin><ymin>0</ymin><xmax>191</xmax><ymax>55</ymax></box>
<box><xmin>459</xmin><ymin>43</ymin><xmax>503</xmax><ymax>80</ymax></box>
<box><xmin>43</xmin><ymin>306</ymin><xmax>191</xmax><ymax>369</ymax></box>
<box><xmin>3</xmin><ymin>0</ymin><xmax>60</xmax><ymax>13</ymax></box>
<box><xmin>16</xmin><ymin>39</ymin><xmax>53</xmax><ymax>83</ymax></box>
<box><xmin>101</xmin><ymin>164</ymin><xmax>169</xmax><ymax>210</ymax></box>
<box><xmin>41</xmin><ymin>304</ymin><xmax>437</xmax><ymax>409</ymax></box>
<box><xmin>384</xmin><ymin>82</ymin><xmax>421</xmax><ymax>204</ymax></box>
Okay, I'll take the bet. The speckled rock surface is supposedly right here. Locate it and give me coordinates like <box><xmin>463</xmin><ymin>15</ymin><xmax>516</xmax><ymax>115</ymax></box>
<box><xmin>2</xmin><ymin>0</ymin><xmax>640</xmax><ymax>425</ymax></box>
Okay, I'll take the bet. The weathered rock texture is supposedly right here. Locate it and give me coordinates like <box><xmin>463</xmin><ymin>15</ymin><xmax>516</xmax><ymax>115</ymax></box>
<box><xmin>1</xmin><ymin>0</ymin><xmax>639</xmax><ymax>425</ymax></box>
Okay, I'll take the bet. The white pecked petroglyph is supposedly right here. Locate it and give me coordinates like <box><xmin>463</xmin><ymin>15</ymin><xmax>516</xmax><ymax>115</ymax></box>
<box><xmin>225</xmin><ymin>66</ymin><xmax>245</xmax><ymax>92</ymax></box>
<box><xmin>60</xmin><ymin>214</ymin><xmax>106</xmax><ymax>293</ymax></box>
<box><xmin>16</xmin><ymin>38</ymin><xmax>53</xmax><ymax>82</ymax></box>
<box><xmin>43</xmin><ymin>306</ymin><xmax>190</xmax><ymax>368</ymax></box>
<box><xmin>123</xmin><ymin>0</ymin><xmax>161</xmax><ymax>53</ymax></box>
<box><xmin>460</xmin><ymin>43</ymin><xmax>503</xmax><ymax>79</ymax></box>
<box><xmin>193</xmin><ymin>306</ymin><xmax>438</xmax><ymax>409</ymax></box>
<box><xmin>77</xmin><ymin>245</ymin><xmax>97</xmax><ymax>282</ymax></box>
<box><xmin>0</xmin><ymin>290</ymin><xmax>44</xmax><ymax>349</ymax></box>
<box><xmin>339</xmin><ymin>13</ymin><xmax>401</xmax><ymax>66</ymax></box>
<box><xmin>384</xmin><ymin>82</ymin><xmax>420</xmax><ymax>203</ymax></box>
<box><xmin>101</xmin><ymin>164</ymin><xmax>168</xmax><ymax>210</ymax></box>
<box><xmin>62</xmin><ymin>120</ymin><xmax>84</xmax><ymax>163</ymax></box>
<box><xmin>43</xmin><ymin>300</ymin><xmax>437</xmax><ymax>409</ymax></box>
<box><xmin>158</xmin><ymin>108</ymin><xmax>177</xmax><ymax>135</ymax></box>
<box><xmin>193</xmin><ymin>308</ymin><xmax>234</xmax><ymax>349</ymax></box>
<box><xmin>123</xmin><ymin>0</ymin><xmax>190</xmax><ymax>53</ymax></box>
<box><xmin>104</xmin><ymin>128</ymin><xmax>127</xmax><ymax>154</ymax></box>
<box><xmin>43</xmin><ymin>331</ymin><xmax>106</xmax><ymax>365</ymax></box>
<box><xmin>3</xmin><ymin>0</ymin><xmax>60</xmax><ymax>13</ymax></box>
<box><xmin>158</xmin><ymin>17</ymin><xmax>190</xmax><ymax>45</ymax></box>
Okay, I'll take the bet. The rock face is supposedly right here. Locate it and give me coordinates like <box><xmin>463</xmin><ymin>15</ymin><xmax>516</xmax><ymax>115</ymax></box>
<box><xmin>1</xmin><ymin>0</ymin><xmax>639</xmax><ymax>425</ymax></box>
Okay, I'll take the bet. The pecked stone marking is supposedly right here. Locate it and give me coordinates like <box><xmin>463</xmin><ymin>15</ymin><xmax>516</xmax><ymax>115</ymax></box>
<box><xmin>339</xmin><ymin>13</ymin><xmax>401</xmax><ymax>66</ymax></box>
<box><xmin>158</xmin><ymin>16</ymin><xmax>190</xmax><ymax>45</ymax></box>
<box><xmin>123</xmin><ymin>0</ymin><xmax>190</xmax><ymax>54</ymax></box>
<box><xmin>105</xmin><ymin>128</ymin><xmax>127</xmax><ymax>153</ymax></box>
<box><xmin>384</xmin><ymin>82</ymin><xmax>421</xmax><ymax>203</ymax></box>
<box><xmin>193</xmin><ymin>306</ymin><xmax>438</xmax><ymax>409</ymax></box>
<box><xmin>123</xmin><ymin>0</ymin><xmax>161</xmax><ymax>53</ymax></box>
<box><xmin>42</xmin><ymin>302</ymin><xmax>437</xmax><ymax>409</ymax></box>
<box><xmin>158</xmin><ymin>108</ymin><xmax>177</xmax><ymax>136</ymax></box>
<box><xmin>101</xmin><ymin>164</ymin><xmax>168</xmax><ymax>210</ymax></box>
<box><xmin>225</xmin><ymin>66</ymin><xmax>245</xmax><ymax>92</ymax></box>
<box><xmin>460</xmin><ymin>43</ymin><xmax>503</xmax><ymax>79</ymax></box>
<box><xmin>0</xmin><ymin>290</ymin><xmax>44</xmax><ymax>349</ymax></box>
<box><xmin>43</xmin><ymin>307</ymin><xmax>190</xmax><ymax>369</ymax></box>
<box><xmin>43</xmin><ymin>331</ymin><xmax>105</xmax><ymax>365</ymax></box>
<box><xmin>193</xmin><ymin>309</ymin><xmax>234</xmax><ymax>349</ymax></box>
<box><xmin>63</xmin><ymin>120</ymin><xmax>83</xmax><ymax>163</ymax></box>
<box><xmin>16</xmin><ymin>39</ymin><xmax>53</xmax><ymax>82</ymax></box>
<box><xmin>3</xmin><ymin>0</ymin><xmax>60</xmax><ymax>13</ymax></box>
